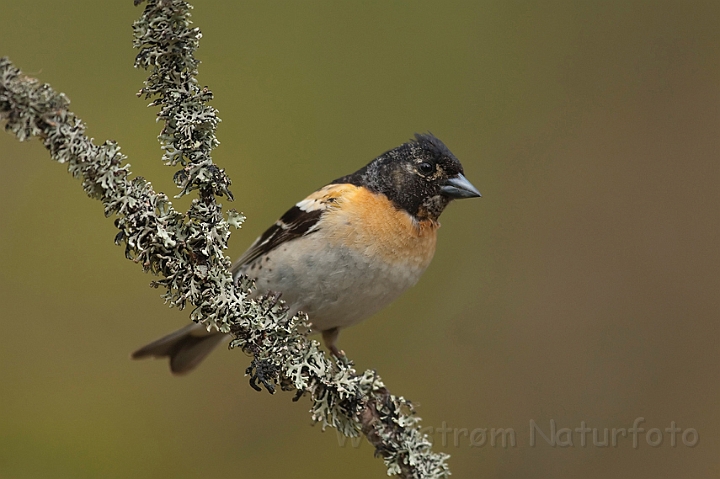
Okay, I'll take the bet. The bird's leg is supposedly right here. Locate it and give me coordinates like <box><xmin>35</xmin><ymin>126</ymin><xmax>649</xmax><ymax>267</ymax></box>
<box><xmin>262</xmin><ymin>290</ymin><xmax>283</xmax><ymax>308</ymax></box>
<box><xmin>322</xmin><ymin>327</ymin><xmax>348</xmax><ymax>362</ymax></box>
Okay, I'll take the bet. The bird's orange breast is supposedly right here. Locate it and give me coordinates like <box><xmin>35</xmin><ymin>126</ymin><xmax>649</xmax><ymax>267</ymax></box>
<box><xmin>320</xmin><ymin>184</ymin><xmax>439</xmax><ymax>270</ymax></box>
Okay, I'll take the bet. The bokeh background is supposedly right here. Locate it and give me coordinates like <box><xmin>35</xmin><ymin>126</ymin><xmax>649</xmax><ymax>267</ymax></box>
<box><xmin>1</xmin><ymin>1</ymin><xmax>718</xmax><ymax>478</ymax></box>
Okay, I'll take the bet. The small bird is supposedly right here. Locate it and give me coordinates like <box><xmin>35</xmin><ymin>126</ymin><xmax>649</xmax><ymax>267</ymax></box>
<box><xmin>132</xmin><ymin>133</ymin><xmax>480</xmax><ymax>374</ymax></box>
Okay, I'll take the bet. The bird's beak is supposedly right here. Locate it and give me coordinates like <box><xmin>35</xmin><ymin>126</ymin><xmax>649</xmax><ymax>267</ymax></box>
<box><xmin>441</xmin><ymin>173</ymin><xmax>482</xmax><ymax>199</ymax></box>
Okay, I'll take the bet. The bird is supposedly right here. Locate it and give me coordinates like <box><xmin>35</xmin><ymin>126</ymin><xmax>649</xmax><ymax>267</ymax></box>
<box><xmin>131</xmin><ymin>133</ymin><xmax>481</xmax><ymax>374</ymax></box>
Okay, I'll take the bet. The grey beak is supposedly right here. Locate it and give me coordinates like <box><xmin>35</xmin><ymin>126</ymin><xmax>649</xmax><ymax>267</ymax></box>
<box><xmin>441</xmin><ymin>173</ymin><xmax>482</xmax><ymax>199</ymax></box>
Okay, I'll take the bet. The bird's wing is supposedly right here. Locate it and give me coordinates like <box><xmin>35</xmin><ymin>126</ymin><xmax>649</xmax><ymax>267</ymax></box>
<box><xmin>230</xmin><ymin>184</ymin><xmax>352</xmax><ymax>274</ymax></box>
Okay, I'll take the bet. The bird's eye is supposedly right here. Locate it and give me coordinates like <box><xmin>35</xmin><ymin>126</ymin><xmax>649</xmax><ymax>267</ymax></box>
<box><xmin>418</xmin><ymin>162</ymin><xmax>434</xmax><ymax>174</ymax></box>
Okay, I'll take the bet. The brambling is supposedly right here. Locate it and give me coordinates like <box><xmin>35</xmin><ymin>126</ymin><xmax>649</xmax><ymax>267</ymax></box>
<box><xmin>132</xmin><ymin>133</ymin><xmax>481</xmax><ymax>374</ymax></box>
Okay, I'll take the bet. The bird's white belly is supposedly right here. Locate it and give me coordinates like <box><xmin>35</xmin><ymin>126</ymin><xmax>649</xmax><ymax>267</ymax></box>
<box><xmin>240</xmin><ymin>234</ymin><xmax>430</xmax><ymax>331</ymax></box>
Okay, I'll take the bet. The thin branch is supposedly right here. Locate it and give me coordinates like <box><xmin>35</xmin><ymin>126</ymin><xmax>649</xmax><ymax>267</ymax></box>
<box><xmin>0</xmin><ymin>1</ymin><xmax>450</xmax><ymax>477</ymax></box>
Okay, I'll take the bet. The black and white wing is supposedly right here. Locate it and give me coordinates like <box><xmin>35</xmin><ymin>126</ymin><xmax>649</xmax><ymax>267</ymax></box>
<box><xmin>230</xmin><ymin>184</ymin><xmax>347</xmax><ymax>275</ymax></box>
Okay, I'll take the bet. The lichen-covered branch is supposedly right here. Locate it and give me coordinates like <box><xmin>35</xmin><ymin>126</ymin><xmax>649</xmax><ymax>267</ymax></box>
<box><xmin>0</xmin><ymin>1</ymin><xmax>450</xmax><ymax>477</ymax></box>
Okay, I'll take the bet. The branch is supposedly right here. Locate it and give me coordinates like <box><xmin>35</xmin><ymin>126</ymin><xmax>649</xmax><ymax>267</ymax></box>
<box><xmin>0</xmin><ymin>1</ymin><xmax>450</xmax><ymax>477</ymax></box>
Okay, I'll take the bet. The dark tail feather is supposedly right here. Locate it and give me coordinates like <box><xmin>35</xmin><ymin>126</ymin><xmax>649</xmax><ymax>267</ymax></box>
<box><xmin>131</xmin><ymin>323</ymin><xmax>228</xmax><ymax>375</ymax></box>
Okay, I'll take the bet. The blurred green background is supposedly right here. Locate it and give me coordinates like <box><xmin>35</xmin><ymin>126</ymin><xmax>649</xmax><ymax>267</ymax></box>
<box><xmin>1</xmin><ymin>1</ymin><xmax>719</xmax><ymax>478</ymax></box>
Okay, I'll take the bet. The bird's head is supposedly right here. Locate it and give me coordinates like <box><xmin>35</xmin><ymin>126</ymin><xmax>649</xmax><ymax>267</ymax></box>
<box><xmin>335</xmin><ymin>133</ymin><xmax>481</xmax><ymax>221</ymax></box>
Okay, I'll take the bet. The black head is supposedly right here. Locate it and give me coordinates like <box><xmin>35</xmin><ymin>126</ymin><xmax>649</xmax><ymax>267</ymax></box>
<box><xmin>332</xmin><ymin>133</ymin><xmax>481</xmax><ymax>220</ymax></box>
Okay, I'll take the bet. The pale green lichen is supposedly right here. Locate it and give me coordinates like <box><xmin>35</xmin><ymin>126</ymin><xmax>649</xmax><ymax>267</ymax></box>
<box><xmin>0</xmin><ymin>1</ymin><xmax>451</xmax><ymax>477</ymax></box>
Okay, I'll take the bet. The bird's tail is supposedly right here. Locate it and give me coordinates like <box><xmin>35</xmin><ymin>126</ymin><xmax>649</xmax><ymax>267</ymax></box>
<box><xmin>131</xmin><ymin>323</ymin><xmax>229</xmax><ymax>375</ymax></box>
